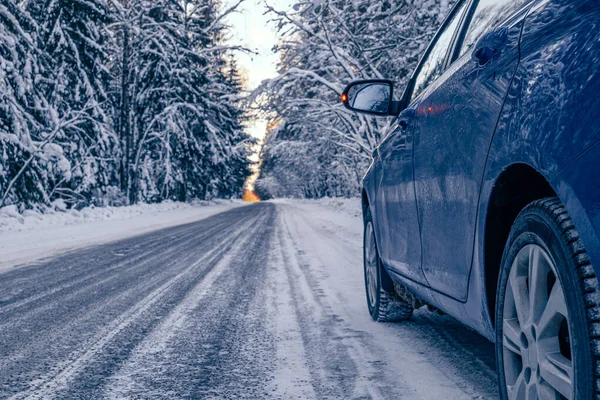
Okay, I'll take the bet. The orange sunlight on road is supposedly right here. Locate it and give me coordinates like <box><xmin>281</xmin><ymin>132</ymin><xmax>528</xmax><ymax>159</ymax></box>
<box><xmin>243</xmin><ymin>190</ymin><xmax>260</xmax><ymax>203</ymax></box>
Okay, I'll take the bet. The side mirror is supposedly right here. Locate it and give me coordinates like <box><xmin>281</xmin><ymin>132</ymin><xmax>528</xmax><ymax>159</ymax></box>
<box><xmin>341</xmin><ymin>79</ymin><xmax>397</xmax><ymax>116</ymax></box>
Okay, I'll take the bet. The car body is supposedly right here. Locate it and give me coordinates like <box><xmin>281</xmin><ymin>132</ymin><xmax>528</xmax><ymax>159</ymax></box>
<box><xmin>344</xmin><ymin>0</ymin><xmax>600</xmax><ymax>397</ymax></box>
<box><xmin>352</xmin><ymin>0</ymin><xmax>600</xmax><ymax>344</ymax></box>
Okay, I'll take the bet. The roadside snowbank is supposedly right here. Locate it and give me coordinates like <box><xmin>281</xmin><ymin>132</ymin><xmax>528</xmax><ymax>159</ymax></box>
<box><xmin>272</xmin><ymin>197</ymin><xmax>362</xmax><ymax>219</ymax></box>
<box><xmin>0</xmin><ymin>200</ymin><xmax>246</xmax><ymax>273</ymax></box>
<box><xmin>0</xmin><ymin>199</ymin><xmax>241</xmax><ymax>234</ymax></box>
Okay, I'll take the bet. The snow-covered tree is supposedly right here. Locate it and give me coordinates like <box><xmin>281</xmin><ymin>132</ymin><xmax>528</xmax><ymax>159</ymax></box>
<box><xmin>0</xmin><ymin>1</ymin><xmax>94</xmax><ymax>208</ymax></box>
<box><xmin>255</xmin><ymin>0</ymin><xmax>453</xmax><ymax>199</ymax></box>
<box><xmin>0</xmin><ymin>1</ymin><xmax>47</xmax><ymax>207</ymax></box>
<box><xmin>113</xmin><ymin>0</ymin><xmax>252</xmax><ymax>203</ymax></box>
<box><xmin>22</xmin><ymin>0</ymin><xmax>119</xmax><ymax>206</ymax></box>
<box><xmin>203</xmin><ymin>52</ymin><xmax>254</xmax><ymax>199</ymax></box>
<box><xmin>1</xmin><ymin>0</ymin><xmax>253</xmax><ymax>209</ymax></box>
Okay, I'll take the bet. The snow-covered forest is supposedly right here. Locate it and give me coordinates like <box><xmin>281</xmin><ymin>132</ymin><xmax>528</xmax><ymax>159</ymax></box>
<box><xmin>0</xmin><ymin>0</ymin><xmax>252</xmax><ymax>209</ymax></box>
<box><xmin>1</xmin><ymin>0</ymin><xmax>455</xmax><ymax>209</ymax></box>
<box><xmin>254</xmin><ymin>0</ymin><xmax>452</xmax><ymax>199</ymax></box>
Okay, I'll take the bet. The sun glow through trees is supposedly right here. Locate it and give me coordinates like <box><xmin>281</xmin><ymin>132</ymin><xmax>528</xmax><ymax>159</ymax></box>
<box><xmin>243</xmin><ymin>190</ymin><xmax>260</xmax><ymax>203</ymax></box>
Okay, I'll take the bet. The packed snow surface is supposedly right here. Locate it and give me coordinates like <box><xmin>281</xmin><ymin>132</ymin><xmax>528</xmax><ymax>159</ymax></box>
<box><xmin>0</xmin><ymin>199</ymin><xmax>498</xmax><ymax>399</ymax></box>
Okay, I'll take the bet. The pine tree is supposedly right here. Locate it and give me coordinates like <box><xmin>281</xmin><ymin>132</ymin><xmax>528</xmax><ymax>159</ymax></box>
<box><xmin>116</xmin><ymin>0</ymin><xmax>252</xmax><ymax>202</ymax></box>
<box><xmin>0</xmin><ymin>1</ymin><xmax>49</xmax><ymax>207</ymax></box>
<box><xmin>23</xmin><ymin>0</ymin><xmax>119</xmax><ymax>206</ymax></box>
<box><xmin>202</xmin><ymin>52</ymin><xmax>253</xmax><ymax>199</ymax></box>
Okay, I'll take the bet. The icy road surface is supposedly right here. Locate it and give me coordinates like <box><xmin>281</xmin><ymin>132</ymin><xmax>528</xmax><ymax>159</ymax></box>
<box><xmin>0</xmin><ymin>202</ymin><xmax>498</xmax><ymax>399</ymax></box>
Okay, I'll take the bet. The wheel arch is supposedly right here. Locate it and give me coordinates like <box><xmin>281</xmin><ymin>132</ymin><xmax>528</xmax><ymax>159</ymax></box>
<box><xmin>361</xmin><ymin>188</ymin><xmax>370</xmax><ymax>223</ymax></box>
<box><xmin>483</xmin><ymin>163</ymin><xmax>557</xmax><ymax>328</ymax></box>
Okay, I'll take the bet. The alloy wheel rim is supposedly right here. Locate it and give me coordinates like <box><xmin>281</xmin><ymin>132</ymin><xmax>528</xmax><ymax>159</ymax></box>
<box><xmin>365</xmin><ymin>222</ymin><xmax>378</xmax><ymax>309</ymax></box>
<box><xmin>503</xmin><ymin>244</ymin><xmax>573</xmax><ymax>399</ymax></box>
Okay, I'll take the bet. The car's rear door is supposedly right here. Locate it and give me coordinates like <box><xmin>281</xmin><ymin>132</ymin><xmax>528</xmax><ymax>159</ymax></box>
<box><xmin>376</xmin><ymin>1</ymin><xmax>470</xmax><ymax>285</ymax></box>
<box><xmin>412</xmin><ymin>0</ymin><xmax>532</xmax><ymax>301</ymax></box>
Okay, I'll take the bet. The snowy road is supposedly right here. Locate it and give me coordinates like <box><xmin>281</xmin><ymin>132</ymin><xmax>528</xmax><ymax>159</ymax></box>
<box><xmin>0</xmin><ymin>202</ymin><xmax>499</xmax><ymax>399</ymax></box>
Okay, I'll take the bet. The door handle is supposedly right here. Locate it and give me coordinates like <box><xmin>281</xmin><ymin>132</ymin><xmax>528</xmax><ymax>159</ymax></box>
<box><xmin>472</xmin><ymin>27</ymin><xmax>508</xmax><ymax>66</ymax></box>
<box><xmin>398</xmin><ymin>108</ymin><xmax>417</xmax><ymax>130</ymax></box>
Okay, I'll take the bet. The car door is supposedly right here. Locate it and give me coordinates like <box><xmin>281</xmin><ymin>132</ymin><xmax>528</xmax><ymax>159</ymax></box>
<box><xmin>376</xmin><ymin>1</ymin><xmax>470</xmax><ymax>285</ymax></box>
<box><xmin>376</xmin><ymin>118</ymin><xmax>427</xmax><ymax>284</ymax></box>
<box><xmin>412</xmin><ymin>0</ymin><xmax>532</xmax><ymax>301</ymax></box>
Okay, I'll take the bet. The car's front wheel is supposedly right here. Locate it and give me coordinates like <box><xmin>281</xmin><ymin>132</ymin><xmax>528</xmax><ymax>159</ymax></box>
<box><xmin>496</xmin><ymin>197</ymin><xmax>600</xmax><ymax>399</ymax></box>
<box><xmin>364</xmin><ymin>209</ymin><xmax>412</xmax><ymax>322</ymax></box>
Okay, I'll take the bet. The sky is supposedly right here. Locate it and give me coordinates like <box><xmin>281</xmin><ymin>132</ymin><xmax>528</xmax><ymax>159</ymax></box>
<box><xmin>224</xmin><ymin>0</ymin><xmax>294</xmax><ymax>191</ymax></box>
<box><xmin>225</xmin><ymin>0</ymin><xmax>293</xmax><ymax>154</ymax></box>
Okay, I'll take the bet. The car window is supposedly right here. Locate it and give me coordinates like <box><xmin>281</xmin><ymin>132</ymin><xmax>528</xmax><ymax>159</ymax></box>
<box><xmin>411</xmin><ymin>1</ymin><xmax>469</xmax><ymax>102</ymax></box>
<box><xmin>459</xmin><ymin>0</ymin><xmax>525</xmax><ymax>57</ymax></box>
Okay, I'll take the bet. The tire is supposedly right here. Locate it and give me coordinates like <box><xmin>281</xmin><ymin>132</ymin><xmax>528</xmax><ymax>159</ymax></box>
<box><xmin>364</xmin><ymin>208</ymin><xmax>413</xmax><ymax>322</ymax></box>
<box><xmin>496</xmin><ymin>197</ymin><xmax>600</xmax><ymax>400</ymax></box>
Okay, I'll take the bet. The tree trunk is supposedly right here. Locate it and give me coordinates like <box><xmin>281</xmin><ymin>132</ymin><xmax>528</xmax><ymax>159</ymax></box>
<box><xmin>119</xmin><ymin>16</ymin><xmax>132</xmax><ymax>203</ymax></box>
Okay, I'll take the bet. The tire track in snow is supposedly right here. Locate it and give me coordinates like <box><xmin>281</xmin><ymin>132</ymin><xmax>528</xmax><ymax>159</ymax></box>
<box><xmin>1</xmin><ymin>206</ymin><xmax>261</xmax><ymax>399</ymax></box>
<box><xmin>276</xmin><ymin>209</ymin><xmax>391</xmax><ymax>400</ymax></box>
<box><xmin>0</xmin><ymin>212</ymin><xmax>245</xmax><ymax>374</ymax></box>
<box><xmin>103</xmin><ymin>205</ymin><xmax>277</xmax><ymax>399</ymax></box>
<box><xmin>0</xmin><ymin>215</ymin><xmax>233</xmax><ymax>318</ymax></box>
<box><xmin>0</xmin><ymin>201</ymin><xmax>499</xmax><ymax>399</ymax></box>
<box><xmin>280</xmin><ymin>202</ymin><xmax>498</xmax><ymax>399</ymax></box>
<box><xmin>14</xmin><ymin>213</ymin><xmax>260</xmax><ymax>399</ymax></box>
<box><xmin>264</xmin><ymin>222</ymin><xmax>317</xmax><ymax>400</ymax></box>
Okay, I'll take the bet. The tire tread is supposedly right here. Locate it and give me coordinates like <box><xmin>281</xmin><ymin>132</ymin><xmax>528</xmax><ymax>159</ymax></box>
<box><xmin>376</xmin><ymin>287</ymin><xmax>413</xmax><ymax>322</ymax></box>
<box><xmin>526</xmin><ymin>198</ymin><xmax>600</xmax><ymax>386</ymax></box>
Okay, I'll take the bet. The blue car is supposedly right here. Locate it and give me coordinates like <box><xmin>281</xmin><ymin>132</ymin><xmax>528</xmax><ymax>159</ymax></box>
<box><xmin>341</xmin><ymin>0</ymin><xmax>600</xmax><ymax>398</ymax></box>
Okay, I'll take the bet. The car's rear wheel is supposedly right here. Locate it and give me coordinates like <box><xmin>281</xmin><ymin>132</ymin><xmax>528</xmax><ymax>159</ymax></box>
<box><xmin>364</xmin><ymin>209</ymin><xmax>412</xmax><ymax>322</ymax></box>
<box><xmin>496</xmin><ymin>197</ymin><xmax>600</xmax><ymax>399</ymax></box>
